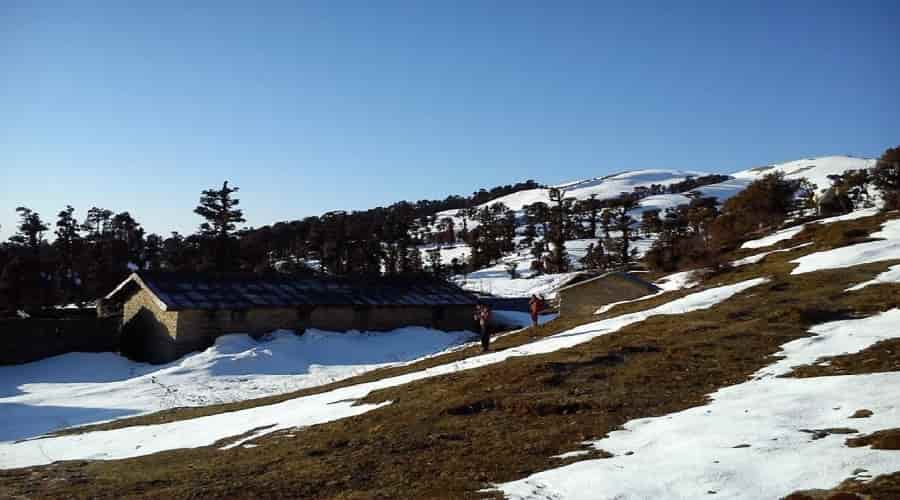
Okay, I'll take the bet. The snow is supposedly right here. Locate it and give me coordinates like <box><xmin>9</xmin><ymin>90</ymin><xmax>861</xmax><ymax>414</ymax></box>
<box><xmin>418</xmin><ymin>243</ymin><xmax>471</xmax><ymax>267</ymax></box>
<box><xmin>681</xmin><ymin>156</ymin><xmax>877</xmax><ymax>208</ymax></box>
<box><xmin>654</xmin><ymin>270</ymin><xmax>702</xmax><ymax>292</ymax></box>
<box><xmin>454</xmin><ymin>251</ymin><xmax>583</xmax><ymax>298</ymax></box>
<box><xmin>0</xmin><ymin>279</ymin><xmax>766</xmax><ymax>469</ymax></box>
<box><xmin>498</xmin><ymin>309</ymin><xmax>900</xmax><ymax>500</ymax></box>
<box><xmin>731</xmin><ymin>156</ymin><xmax>876</xmax><ymax>193</ymax></box>
<box><xmin>791</xmin><ymin>219</ymin><xmax>900</xmax><ymax>275</ymax></box>
<box><xmin>740</xmin><ymin>225</ymin><xmax>805</xmax><ymax>249</ymax></box>
<box><xmin>740</xmin><ymin>206</ymin><xmax>884</xmax><ymax>251</ymax></box>
<box><xmin>0</xmin><ymin>328</ymin><xmax>475</xmax><ymax>443</ymax></box>
<box><xmin>846</xmin><ymin>264</ymin><xmax>900</xmax><ymax>292</ymax></box>
<box><xmin>731</xmin><ymin>243</ymin><xmax>813</xmax><ymax>267</ymax></box>
<box><xmin>810</xmin><ymin>206</ymin><xmax>881</xmax><ymax>224</ymax></box>
<box><xmin>437</xmin><ymin>170</ymin><xmax>711</xmax><ymax>219</ymax></box>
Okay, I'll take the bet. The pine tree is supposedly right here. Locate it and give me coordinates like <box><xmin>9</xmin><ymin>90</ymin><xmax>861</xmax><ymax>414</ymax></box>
<box><xmin>426</xmin><ymin>248</ymin><xmax>444</xmax><ymax>278</ymax></box>
<box><xmin>607</xmin><ymin>194</ymin><xmax>639</xmax><ymax>268</ymax></box>
<box><xmin>11</xmin><ymin>207</ymin><xmax>48</xmax><ymax>254</ymax></box>
<box><xmin>194</xmin><ymin>181</ymin><xmax>246</xmax><ymax>272</ymax></box>
<box><xmin>873</xmin><ymin>146</ymin><xmax>900</xmax><ymax>210</ymax></box>
<box><xmin>82</xmin><ymin>207</ymin><xmax>113</xmax><ymax>239</ymax></box>
<box><xmin>547</xmin><ymin>188</ymin><xmax>569</xmax><ymax>273</ymax></box>
<box><xmin>55</xmin><ymin>205</ymin><xmax>82</xmax><ymax>296</ymax></box>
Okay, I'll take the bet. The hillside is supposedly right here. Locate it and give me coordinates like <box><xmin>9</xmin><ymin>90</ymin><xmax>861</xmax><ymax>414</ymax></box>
<box><xmin>2</xmin><ymin>154</ymin><xmax>899</xmax><ymax>499</ymax></box>
<box><xmin>440</xmin><ymin>155</ymin><xmax>875</xmax><ymax>298</ymax></box>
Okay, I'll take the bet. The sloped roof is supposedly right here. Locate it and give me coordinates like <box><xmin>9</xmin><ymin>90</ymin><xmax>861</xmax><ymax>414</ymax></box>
<box><xmin>556</xmin><ymin>271</ymin><xmax>659</xmax><ymax>294</ymax></box>
<box><xmin>106</xmin><ymin>271</ymin><xmax>478</xmax><ymax>311</ymax></box>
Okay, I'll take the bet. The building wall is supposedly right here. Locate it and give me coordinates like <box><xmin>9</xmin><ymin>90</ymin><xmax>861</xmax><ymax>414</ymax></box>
<box><xmin>0</xmin><ymin>316</ymin><xmax>120</xmax><ymax>365</ymax></box>
<box><xmin>364</xmin><ymin>305</ymin><xmax>474</xmax><ymax>332</ymax></box>
<box><xmin>123</xmin><ymin>288</ymin><xmax>179</xmax><ymax>337</ymax></box>
<box><xmin>558</xmin><ymin>274</ymin><xmax>658</xmax><ymax>317</ymax></box>
<box><xmin>120</xmin><ymin>288</ymin><xmax>182</xmax><ymax>363</ymax></box>
<box><xmin>127</xmin><ymin>301</ymin><xmax>475</xmax><ymax>364</ymax></box>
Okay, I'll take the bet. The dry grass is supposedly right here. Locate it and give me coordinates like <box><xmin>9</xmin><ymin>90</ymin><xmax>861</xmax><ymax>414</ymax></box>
<box><xmin>2</xmin><ymin>214</ymin><xmax>900</xmax><ymax>499</ymax></box>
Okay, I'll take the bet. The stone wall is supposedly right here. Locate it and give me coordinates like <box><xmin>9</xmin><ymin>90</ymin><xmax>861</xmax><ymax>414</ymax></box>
<box><xmin>558</xmin><ymin>273</ymin><xmax>659</xmax><ymax>317</ymax></box>
<box><xmin>0</xmin><ymin>316</ymin><xmax>121</xmax><ymax>365</ymax></box>
<box><xmin>123</xmin><ymin>302</ymin><xmax>476</xmax><ymax>364</ymax></box>
<box><xmin>120</xmin><ymin>288</ymin><xmax>181</xmax><ymax>363</ymax></box>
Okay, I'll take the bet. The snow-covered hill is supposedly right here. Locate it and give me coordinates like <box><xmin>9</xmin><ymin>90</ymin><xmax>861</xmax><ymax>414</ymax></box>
<box><xmin>436</xmin><ymin>169</ymin><xmax>712</xmax><ymax>222</ymax></box>
<box><xmin>428</xmin><ymin>155</ymin><xmax>877</xmax><ymax>298</ymax></box>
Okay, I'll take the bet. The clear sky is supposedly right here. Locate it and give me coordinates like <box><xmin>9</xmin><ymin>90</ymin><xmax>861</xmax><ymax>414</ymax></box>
<box><xmin>2</xmin><ymin>1</ymin><xmax>898</xmax><ymax>240</ymax></box>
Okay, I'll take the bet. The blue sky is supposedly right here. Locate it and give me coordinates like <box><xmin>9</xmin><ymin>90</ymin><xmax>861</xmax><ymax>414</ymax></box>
<box><xmin>2</xmin><ymin>1</ymin><xmax>898</xmax><ymax>240</ymax></box>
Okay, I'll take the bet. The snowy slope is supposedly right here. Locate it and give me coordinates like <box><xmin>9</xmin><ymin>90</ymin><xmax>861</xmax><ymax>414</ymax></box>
<box><xmin>438</xmin><ymin>156</ymin><xmax>871</xmax><ymax>224</ymax></box>
<box><xmin>731</xmin><ymin>156</ymin><xmax>876</xmax><ymax>191</ymax></box>
<box><xmin>0</xmin><ymin>328</ymin><xmax>475</xmax><ymax>442</ymax></box>
<box><xmin>436</xmin><ymin>169</ymin><xmax>711</xmax><ymax>221</ymax></box>
<box><xmin>498</xmin><ymin>310</ymin><xmax>900</xmax><ymax>499</ymax></box>
<box><xmin>439</xmin><ymin>156</ymin><xmax>877</xmax><ymax>288</ymax></box>
<box><xmin>694</xmin><ymin>155</ymin><xmax>876</xmax><ymax>204</ymax></box>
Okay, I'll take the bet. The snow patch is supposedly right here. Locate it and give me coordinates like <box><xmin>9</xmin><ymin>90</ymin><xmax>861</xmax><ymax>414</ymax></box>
<box><xmin>740</xmin><ymin>225</ymin><xmax>805</xmax><ymax>249</ymax></box>
<box><xmin>498</xmin><ymin>309</ymin><xmax>900</xmax><ymax>500</ymax></box>
<box><xmin>791</xmin><ymin>219</ymin><xmax>900</xmax><ymax>275</ymax></box>
<box><xmin>846</xmin><ymin>264</ymin><xmax>900</xmax><ymax>291</ymax></box>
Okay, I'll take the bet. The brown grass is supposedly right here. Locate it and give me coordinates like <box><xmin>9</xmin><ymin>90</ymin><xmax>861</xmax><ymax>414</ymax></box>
<box><xmin>2</xmin><ymin>214</ymin><xmax>899</xmax><ymax>499</ymax></box>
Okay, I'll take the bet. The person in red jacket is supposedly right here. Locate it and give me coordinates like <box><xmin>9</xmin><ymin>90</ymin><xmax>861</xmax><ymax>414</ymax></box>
<box><xmin>528</xmin><ymin>294</ymin><xmax>545</xmax><ymax>327</ymax></box>
<box><xmin>474</xmin><ymin>302</ymin><xmax>492</xmax><ymax>351</ymax></box>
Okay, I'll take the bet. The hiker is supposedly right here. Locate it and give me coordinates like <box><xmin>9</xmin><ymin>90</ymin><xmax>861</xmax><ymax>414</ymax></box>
<box><xmin>529</xmin><ymin>294</ymin><xmax>545</xmax><ymax>327</ymax></box>
<box><xmin>474</xmin><ymin>303</ymin><xmax>492</xmax><ymax>351</ymax></box>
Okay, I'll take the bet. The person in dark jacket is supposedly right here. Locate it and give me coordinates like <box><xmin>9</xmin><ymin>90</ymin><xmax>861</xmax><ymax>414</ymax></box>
<box><xmin>474</xmin><ymin>303</ymin><xmax>492</xmax><ymax>351</ymax></box>
<box><xmin>528</xmin><ymin>294</ymin><xmax>545</xmax><ymax>327</ymax></box>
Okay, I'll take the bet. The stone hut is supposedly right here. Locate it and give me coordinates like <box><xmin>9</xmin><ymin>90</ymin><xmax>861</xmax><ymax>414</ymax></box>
<box><xmin>103</xmin><ymin>271</ymin><xmax>478</xmax><ymax>363</ymax></box>
<box><xmin>556</xmin><ymin>271</ymin><xmax>660</xmax><ymax>317</ymax></box>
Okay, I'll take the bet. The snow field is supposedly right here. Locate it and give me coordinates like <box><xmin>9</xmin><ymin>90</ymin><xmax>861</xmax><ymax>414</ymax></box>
<box><xmin>0</xmin><ymin>328</ymin><xmax>476</xmax><ymax>442</ymax></box>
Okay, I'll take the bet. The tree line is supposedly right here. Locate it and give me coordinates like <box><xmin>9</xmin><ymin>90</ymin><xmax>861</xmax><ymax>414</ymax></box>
<box><xmin>0</xmin><ymin>179</ymin><xmax>541</xmax><ymax>312</ymax></box>
<box><xmin>3</xmin><ymin>147</ymin><xmax>896</xmax><ymax>313</ymax></box>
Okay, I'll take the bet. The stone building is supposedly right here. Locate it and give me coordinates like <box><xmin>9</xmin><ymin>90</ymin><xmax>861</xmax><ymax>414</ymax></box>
<box><xmin>102</xmin><ymin>271</ymin><xmax>478</xmax><ymax>363</ymax></box>
<box><xmin>556</xmin><ymin>271</ymin><xmax>660</xmax><ymax>317</ymax></box>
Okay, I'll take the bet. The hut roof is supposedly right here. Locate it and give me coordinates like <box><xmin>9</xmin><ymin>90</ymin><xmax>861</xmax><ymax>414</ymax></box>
<box><xmin>556</xmin><ymin>271</ymin><xmax>659</xmax><ymax>294</ymax></box>
<box><xmin>105</xmin><ymin>271</ymin><xmax>478</xmax><ymax>311</ymax></box>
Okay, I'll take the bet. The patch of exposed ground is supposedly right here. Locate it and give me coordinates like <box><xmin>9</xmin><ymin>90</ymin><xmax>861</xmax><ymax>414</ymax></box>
<box><xmin>786</xmin><ymin>471</ymin><xmax>900</xmax><ymax>500</ymax></box>
<box><xmin>846</xmin><ymin>429</ymin><xmax>900</xmax><ymax>450</ymax></box>
<box><xmin>1</xmin><ymin>214</ymin><xmax>898</xmax><ymax>499</ymax></box>
<box><xmin>786</xmin><ymin>338</ymin><xmax>900</xmax><ymax>378</ymax></box>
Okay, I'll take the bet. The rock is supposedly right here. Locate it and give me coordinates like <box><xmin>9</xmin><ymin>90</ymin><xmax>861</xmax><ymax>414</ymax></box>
<box><xmin>849</xmin><ymin>409</ymin><xmax>873</xmax><ymax>418</ymax></box>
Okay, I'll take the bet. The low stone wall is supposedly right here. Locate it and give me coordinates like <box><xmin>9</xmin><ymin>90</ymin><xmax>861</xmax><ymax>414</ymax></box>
<box><xmin>0</xmin><ymin>316</ymin><xmax>121</xmax><ymax>365</ymax></box>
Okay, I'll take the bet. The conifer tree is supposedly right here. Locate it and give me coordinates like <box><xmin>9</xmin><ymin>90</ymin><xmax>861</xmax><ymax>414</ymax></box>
<box><xmin>55</xmin><ymin>205</ymin><xmax>82</xmax><ymax>295</ymax></box>
<box><xmin>873</xmin><ymin>146</ymin><xmax>900</xmax><ymax>210</ymax></box>
<box><xmin>547</xmin><ymin>188</ymin><xmax>569</xmax><ymax>273</ymax></box>
<box><xmin>10</xmin><ymin>207</ymin><xmax>48</xmax><ymax>254</ymax></box>
<box><xmin>194</xmin><ymin>181</ymin><xmax>246</xmax><ymax>272</ymax></box>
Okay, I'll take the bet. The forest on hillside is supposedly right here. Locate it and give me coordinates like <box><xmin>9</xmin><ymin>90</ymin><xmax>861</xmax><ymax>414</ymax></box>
<box><xmin>2</xmin><ymin>147</ymin><xmax>898</xmax><ymax>315</ymax></box>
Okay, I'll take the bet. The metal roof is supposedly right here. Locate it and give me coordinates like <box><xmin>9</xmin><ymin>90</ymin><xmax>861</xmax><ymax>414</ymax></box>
<box><xmin>107</xmin><ymin>271</ymin><xmax>478</xmax><ymax>311</ymax></box>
